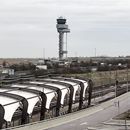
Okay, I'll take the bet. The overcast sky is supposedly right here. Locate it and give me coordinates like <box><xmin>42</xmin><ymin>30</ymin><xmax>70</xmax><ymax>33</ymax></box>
<box><xmin>0</xmin><ymin>0</ymin><xmax>130</xmax><ymax>58</ymax></box>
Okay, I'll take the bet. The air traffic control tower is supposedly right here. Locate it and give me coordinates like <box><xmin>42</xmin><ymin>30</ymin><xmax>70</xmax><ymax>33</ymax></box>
<box><xmin>56</xmin><ymin>17</ymin><xmax>70</xmax><ymax>60</ymax></box>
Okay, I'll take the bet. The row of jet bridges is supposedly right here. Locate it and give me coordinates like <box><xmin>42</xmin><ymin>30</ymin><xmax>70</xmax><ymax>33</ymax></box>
<box><xmin>0</xmin><ymin>76</ymin><xmax>93</xmax><ymax>129</ymax></box>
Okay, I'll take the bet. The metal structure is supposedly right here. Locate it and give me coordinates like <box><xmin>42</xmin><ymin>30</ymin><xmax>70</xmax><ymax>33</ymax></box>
<box><xmin>0</xmin><ymin>77</ymin><xmax>93</xmax><ymax>129</ymax></box>
<box><xmin>56</xmin><ymin>16</ymin><xmax>70</xmax><ymax>60</ymax></box>
<box><xmin>36</xmin><ymin>78</ymin><xmax>93</xmax><ymax>111</ymax></box>
<box><xmin>0</xmin><ymin>92</ymin><xmax>28</xmax><ymax>125</ymax></box>
<box><xmin>35</xmin><ymin>79</ymin><xmax>75</xmax><ymax>113</ymax></box>
<box><xmin>54</xmin><ymin>78</ymin><xmax>87</xmax><ymax>110</ymax></box>
<box><xmin>27</xmin><ymin>82</ymin><xmax>62</xmax><ymax>117</ymax></box>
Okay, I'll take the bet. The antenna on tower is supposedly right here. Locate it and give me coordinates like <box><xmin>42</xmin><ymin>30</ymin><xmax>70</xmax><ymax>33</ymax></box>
<box><xmin>56</xmin><ymin>17</ymin><xmax>70</xmax><ymax>61</ymax></box>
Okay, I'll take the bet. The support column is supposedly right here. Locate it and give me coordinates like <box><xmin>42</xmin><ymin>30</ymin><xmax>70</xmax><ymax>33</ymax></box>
<box><xmin>56</xmin><ymin>89</ymin><xmax>61</xmax><ymax>117</ymax></box>
<box><xmin>88</xmin><ymin>79</ymin><xmax>93</xmax><ymax>106</ymax></box>
<box><xmin>40</xmin><ymin>93</ymin><xmax>47</xmax><ymax>120</ymax></box>
<box><xmin>21</xmin><ymin>98</ymin><xmax>28</xmax><ymax>124</ymax></box>
<box><xmin>68</xmin><ymin>86</ymin><xmax>74</xmax><ymax>113</ymax></box>
<box><xmin>0</xmin><ymin>104</ymin><xmax>5</xmax><ymax>129</ymax></box>
<box><xmin>78</xmin><ymin>82</ymin><xmax>84</xmax><ymax>110</ymax></box>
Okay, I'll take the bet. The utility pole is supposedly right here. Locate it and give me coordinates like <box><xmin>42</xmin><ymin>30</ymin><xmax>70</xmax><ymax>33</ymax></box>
<box><xmin>109</xmin><ymin>64</ymin><xmax>112</xmax><ymax>86</ymax></box>
<box><xmin>115</xmin><ymin>80</ymin><xmax>119</xmax><ymax>98</ymax></box>
<box><xmin>126</xmin><ymin>64</ymin><xmax>129</xmax><ymax>92</ymax></box>
<box><xmin>43</xmin><ymin>48</ymin><xmax>45</xmax><ymax>60</ymax></box>
<box><xmin>94</xmin><ymin>48</ymin><xmax>96</xmax><ymax>57</ymax></box>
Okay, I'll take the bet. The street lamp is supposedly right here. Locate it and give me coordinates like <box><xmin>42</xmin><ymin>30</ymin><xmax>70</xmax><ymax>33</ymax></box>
<box><xmin>126</xmin><ymin>64</ymin><xmax>129</xmax><ymax>92</ymax></box>
<box><xmin>116</xmin><ymin>66</ymin><xmax>118</xmax><ymax>81</ymax></box>
<box><xmin>115</xmin><ymin>65</ymin><xmax>118</xmax><ymax>98</ymax></box>
<box><xmin>115</xmin><ymin>80</ymin><xmax>119</xmax><ymax>98</ymax></box>
<box><xmin>108</xmin><ymin>64</ymin><xmax>112</xmax><ymax>86</ymax></box>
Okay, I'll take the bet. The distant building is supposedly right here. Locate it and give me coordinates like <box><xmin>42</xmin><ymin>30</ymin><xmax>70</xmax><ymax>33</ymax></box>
<box><xmin>36</xmin><ymin>65</ymin><xmax>47</xmax><ymax>70</ymax></box>
<box><xmin>1</xmin><ymin>68</ymin><xmax>15</xmax><ymax>76</ymax></box>
<box><xmin>91</xmin><ymin>67</ymin><xmax>98</xmax><ymax>72</ymax></box>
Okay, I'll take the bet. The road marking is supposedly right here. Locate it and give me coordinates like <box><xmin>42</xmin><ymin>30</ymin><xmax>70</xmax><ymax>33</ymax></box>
<box><xmin>80</xmin><ymin>122</ymin><xmax>88</xmax><ymax>126</ymax></box>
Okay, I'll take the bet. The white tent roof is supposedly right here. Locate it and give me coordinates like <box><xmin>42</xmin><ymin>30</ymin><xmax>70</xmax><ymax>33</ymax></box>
<box><xmin>30</xmin><ymin>81</ymin><xmax>69</xmax><ymax>105</ymax></box>
<box><xmin>30</xmin><ymin>81</ymin><xmax>67</xmax><ymax>107</ymax></box>
<box><xmin>66</xmin><ymin>78</ymin><xmax>88</xmax><ymax>98</ymax></box>
<box><xmin>0</xmin><ymin>95</ymin><xmax>20</xmax><ymax>122</ymax></box>
<box><xmin>12</xmin><ymin>84</ymin><xmax>53</xmax><ymax>94</ymax></box>
<box><xmin>0</xmin><ymin>88</ymin><xmax>39</xmax><ymax>114</ymax></box>
<box><xmin>12</xmin><ymin>84</ymin><xmax>56</xmax><ymax>109</ymax></box>
<box><xmin>45</xmin><ymin>83</ymin><xmax>69</xmax><ymax>105</ymax></box>
<box><xmin>75</xmin><ymin>79</ymin><xmax>88</xmax><ymax>98</ymax></box>
<box><xmin>43</xmin><ymin>79</ymin><xmax>79</xmax><ymax>101</ymax></box>
<box><xmin>57</xmin><ymin>80</ymin><xmax>79</xmax><ymax>101</ymax></box>
<box><xmin>0</xmin><ymin>78</ymin><xmax>89</xmax><ymax>123</ymax></box>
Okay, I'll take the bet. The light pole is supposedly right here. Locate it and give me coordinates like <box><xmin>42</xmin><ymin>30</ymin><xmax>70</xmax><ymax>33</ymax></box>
<box><xmin>109</xmin><ymin>64</ymin><xmax>112</xmax><ymax>86</ymax></box>
<box><xmin>115</xmin><ymin>65</ymin><xmax>118</xmax><ymax>98</ymax></box>
<box><xmin>126</xmin><ymin>64</ymin><xmax>129</xmax><ymax>92</ymax></box>
<box><xmin>116</xmin><ymin>67</ymin><xmax>117</xmax><ymax>81</ymax></box>
<box><xmin>115</xmin><ymin>80</ymin><xmax>119</xmax><ymax>98</ymax></box>
<box><xmin>115</xmin><ymin>82</ymin><xmax>117</xmax><ymax>98</ymax></box>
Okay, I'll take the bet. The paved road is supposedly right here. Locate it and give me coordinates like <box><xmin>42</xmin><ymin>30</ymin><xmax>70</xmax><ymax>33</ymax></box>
<box><xmin>48</xmin><ymin>93</ymin><xmax>130</xmax><ymax>130</ymax></box>
<box><xmin>9</xmin><ymin>92</ymin><xmax>130</xmax><ymax>130</ymax></box>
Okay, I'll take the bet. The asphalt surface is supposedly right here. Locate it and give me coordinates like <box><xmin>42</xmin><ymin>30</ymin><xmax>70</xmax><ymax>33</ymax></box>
<box><xmin>9</xmin><ymin>92</ymin><xmax>130</xmax><ymax>130</ymax></box>
<box><xmin>48</xmin><ymin>94</ymin><xmax>130</xmax><ymax>130</ymax></box>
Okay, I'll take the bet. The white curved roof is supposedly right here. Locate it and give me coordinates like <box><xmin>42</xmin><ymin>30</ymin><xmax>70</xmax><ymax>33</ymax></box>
<box><xmin>65</xmin><ymin>78</ymin><xmax>88</xmax><ymax>98</ymax></box>
<box><xmin>0</xmin><ymin>88</ymin><xmax>39</xmax><ymax>114</ymax></box>
<box><xmin>43</xmin><ymin>79</ymin><xmax>79</xmax><ymax>101</ymax></box>
<box><xmin>30</xmin><ymin>81</ymin><xmax>68</xmax><ymax>106</ymax></box>
<box><xmin>57</xmin><ymin>80</ymin><xmax>79</xmax><ymax>101</ymax></box>
<box><xmin>11</xmin><ymin>84</ymin><xmax>56</xmax><ymax>109</ymax></box>
<box><xmin>0</xmin><ymin>77</ymin><xmax>89</xmax><ymax>123</ymax></box>
<box><xmin>30</xmin><ymin>81</ymin><xmax>69</xmax><ymax>105</ymax></box>
<box><xmin>75</xmin><ymin>79</ymin><xmax>88</xmax><ymax>98</ymax></box>
<box><xmin>45</xmin><ymin>83</ymin><xmax>69</xmax><ymax>105</ymax></box>
<box><xmin>0</xmin><ymin>95</ymin><xmax>20</xmax><ymax>122</ymax></box>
